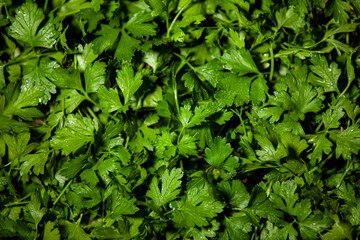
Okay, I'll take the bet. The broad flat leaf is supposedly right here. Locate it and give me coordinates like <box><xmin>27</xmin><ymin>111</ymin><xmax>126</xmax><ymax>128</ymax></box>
<box><xmin>215</xmin><ymin>74</ymin><xmax>253</xmax><ymax>106</ymax></box>
<box><xmin>204</xmin><ymin>137</ymin><xmax>239</xmax><ymax>174</ymax></box>
<box><xmin>51</xmin><ymin>68</ymin><xmax>83</xmax><ymax>91</ymax></box>
<box><xmin>56</xmin><ymin>89</ymin><xmax>85</xmax><ymax>113</ymax></box>
<box><xmin>172</xmin><ymin>188</ymin><xmax>224</xmax><ymax>228</ymax></box>
<box><xmin>146</xmin><ymin>168</ymin><xmax>183</xmax><ymax>208</ymax></box>
<box><xmin>221</xmin><ymin>48</ymin><xmax>259</xmax><ymax>75</ymax></box>
<box><xmin>84</xmin><ymin>61</ymin><xmax>106</xmax><ymax>93</ymax></box>
<box><xmin>61</xmin><ymin>219</ymin><xmax>91</xmax><ymax>240</ymax></box>
<box><xmin>221</xmin><ymin>216</ymin><xmax>252</xmax><ymax>240</ymax></box>
<box><xmin>20</xmin><ymin>152</ymin><xmax>48</xmax><ymax>177</ymax></box>
<box><xmin>124</xmin><ymin>12</ymin><xmax>156</xmax><ymax>37</ymax></box>
<box><xmin>250</xmin><ymin>77</ymin><xmax>268</xmax><ymax>105</ymax></box>
<box><xmin>177</xmin><ymin>134</ymin><xmax>198</xmax><ymax>156</ymax></box>
<box><xmin>255</xmin><ymin>135</ymin><xmax>287</xmax><ymax>162</ymax></box>
<box><xmin>115</xmin><ymin>30</ymin><xmax>141</xmax><ymax>61</ymax></box>
<box><xmin>145</xmin><ymin>0</ymin><xmax>166</xmax><ymax>16</ymax></box>
<box><xmin>218</xmin><ymin>180</ymin><xmax>250</xmax><ymax>209</ymax></box>
<box><xmin>290</xmin><ymin>83</ymin><xmax>323</xmax><ymax>121</ymax></box>
<box><xmin>0</xmin><ymin>116</ymin><xmax>30</xmax><ymax>133</ymax></box>
<box><xmin>275</xmin><ymin>7</ymin><xmax>305</xmax><ymax>31</ymax></box>
<box><xmin>116</xmin><ymin>64</ymin><xmax>143</xmax><ymax>105</ymax></box>
<box><xmin>308</xmin><ymin>134</ymin><xmax>333</xmax><ymax>165</ymax></box>
<box><xmin>92</xmin><ymin>24</ymin><xmax>121</xmax><ymax>53</ymax></box>
<box><xmin>334</xmin><ymin>183</ymin><xmax>356</xmax><ymax>203</ymax></box>
<box><xmin>21</xmin><ymin>61</ymin><xmax>59</xmax><ymax>104</ymax></box>
<box><xmin>330</xmin><ymin>125</ymin><xmax>360</xmax><ymax>161</ymax></box>
<box><xmin>298</xmin><ymin>213</ymin><xmax>333</xmax><ymax>240</ymax></box>
<box><xmin>322</xmin><ymin>107</ymin><xmax>345</xmax><ymax>130</ymax></box>
<box><xmin>309</xmin><ymin>55</ymin><xmax>341</xmax><ymax>93</ymax></box>
<box><xmin>179</xmin><ymin>104</ymin><xmax>216</xmax><ymax>128</ymax></box>
<box><xmin>270</xmin><ymin>181</ymin><xmax>298</xmax><ymax>214</ymax></box>
<box><xmin>172</xmin><ymin>15</ymin><xmax>206</xmax><ymax>42</ymax></box>
<box><xmin>50</xmin><ymin>114</ymin><xmax>99</xmax><ymax>155</ymax></box>
<box><xmin>28</xmin><ymin>194</ymin><xmax>46</xmax><ymax>226</ymax></box>
<box><xmin>3</xmin><ymin>132</ymin><xmax>35</xmax><ymax>161</ymax></box>
<box><xmin>325</xmin><ymin>0</ymin><xmax>350</xmax><ymax>24</ymax></box>
<box><xmin>195</xmin><ymin>59</ymin><xmax>223</xmax><ymax>87</ymax></box>
<box><xmin>280</xmin><ymin>132</ymin><xmax>308</xmax><ymax>157</ymax></box>
<box><xmin>110</xmin><ymin>192</ymin><xmax>139</xmax><ymax>220</ymax></box>
<box><xmin>43</xmin><ymin>221</ymin><xmax>60</xmax><ymax>240</ymax></box>
<box><xmin>97</xmin><ymin>86</ymin><xmax>123</xmax><ymax>113</ymax></box>
<box><xmin>322</xmin><ymin>219</ymin><xmax>353</xmax><ymax>240</ymax></box>
<box><xmin>67</xmin><ymin>183</ymin><xmax>102</xmax><ymax>208</ymax></box>
<box><xmin>9</xmin><ymin>2</ymin><xmax>57</xmax><ymax>48</ymax></box>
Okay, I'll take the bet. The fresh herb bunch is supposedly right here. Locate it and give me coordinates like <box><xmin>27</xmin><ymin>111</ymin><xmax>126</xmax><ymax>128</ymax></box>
<box><xmin>1</xmin><ymin>0</ymin><xmax>360</xmax><ymax>239</ymax></box>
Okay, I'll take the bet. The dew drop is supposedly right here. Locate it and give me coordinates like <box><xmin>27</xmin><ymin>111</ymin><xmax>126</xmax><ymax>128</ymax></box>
<box><xmin>328</xmin><ymin>68</ymin><xmax>332</xmax><ymax>72</ymax></box>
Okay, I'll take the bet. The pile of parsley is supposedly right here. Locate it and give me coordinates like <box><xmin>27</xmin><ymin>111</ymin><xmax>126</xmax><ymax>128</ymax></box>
<box><xmin>1</xmin><ymin>0</ymin><xmax>360</xmax><ymax>239</ymax></box>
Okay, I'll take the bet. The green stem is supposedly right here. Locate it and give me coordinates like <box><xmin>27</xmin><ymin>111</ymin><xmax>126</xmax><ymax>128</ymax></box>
<box><xmin>269</xmin><ymin>43</ymin><xmax>274</xmax><ymax>81</ymax></box>
<box><xmin>166</xmin><ymin>1</ymin><xmax>191</xmax><ymax>39</ymax></box>
<box><xmin>87</xmin><ymin>106</ymin><xmax>102</xmax><ymax>128</ymax></box>
<box><xmin>173</xmin><ymin>52</ymin><xmax>196</xmax><ymax>71</ymax></box>
<box><xmin>337</xmin><ymin>159</ymin><xmax>353</xmax><ymax>188</ymax></box>
<box><xmin>44</xmin><ymin>0</ymin><xmax>48</xmax><ymax>12</ymax></box>
<box><xmin>53</xmin><ymin>179</ymin><xmax>73</xmax><ymax>206</ymax></box>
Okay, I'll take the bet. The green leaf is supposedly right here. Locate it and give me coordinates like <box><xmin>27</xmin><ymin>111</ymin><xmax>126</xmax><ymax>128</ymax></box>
<box><xmin>56</xmin><ymin>89</ymin><xmax>85</xmax><ymax>114</ymax></box>
<box><xmin>9</xmin><ymin>2</ymin><xmax>57</xmax><ymax>48</ymax></box>
<box><xmin>330</xmin><ymin>125</ymin><xmax>360</xmax><ymax>161</ymax></box>
<box><xmin>50</xmin><ymin>114</ymin><xmax>99</xmax><ymax>155</ymax></box>
<box><xmin>124</xmin><ymin>12</ymin><xmax>156</xmax><ymax>38</ymax></box>
<box><xmin>221</xmin><ymin>48</ymin><xmax>259</xmax><ymax>75</ymax></box>
<box><xmin>250</xmin><ymin>77</ymin><xmax>268</xmax><ymax>105</ymax></box>
<box><xmin>308</xmin><ymin>134</ymin><xmax>333</xmax><ymax>165</ymax></box>
<box><xmin>322</xmin><ymin>107</ymin><xmax>345</xmax><ymax>130</ymax></box>
<box><xmin>204</xmin><ymin>137</ymin><xmax>239</xmax><ymax>174</ymax></box>
<box><xmin>115</xmin><ymin>30</ymin><xmax>141</xmax><ymax>61</ymax></box>
<box><xmin>325</xmin><ymin>0</ymin><xmax>351</xmax><ymax>24</ymax></box>
<box><xmin>146</xmin><ymin>168</ymin><xmax>183</xmax><ymax>208</ymax></box>
<box><xmin>276</xmin><ymin>7</ymin><xmax>305</xmax><ymax>31</ymax></box>
<box><xmin>221</xmin><ymin>216</ymin><xmax>252</xmax><ymax>240</ymax></box>
<box><xmin>116</xmin><ymin>64</ymin><xmax>143</xmax><ymax>105</ymax></box>
<box><xmin>92</xmin><ymin>24</ymin><xmax>121</xmax><ymax>53</ymax></box>
<box><xmin>270</xmin><ymin>181</ymin><xmax>298</xmax><ymax>213</ymax></box>
<box><xmin>309</xmin><ymin>55</ymin><xmax>341</xmax><ymax>93</ymax></box>
<box><xmin>51</xmin><ymin>68</ymin><xmax>83</xmax><ymax>91</ymax></box>
<box><xmin>61</xmin><ymin>219</ymin><xmax>91</xmax><ymax>240</ymax></box>
<box><xmin>172</xmin><ymin>188</ymin><xmax>224</xmax><ymax>228</ymax></box>
<box><xmin>110</xmin><ymin>192</ymin><xmax>139</xmax><ymax>220</ymax></box>
<box><xmin>255</xmin><ymin>135</ymin><xmax>287</xmax><ymax>162</ymax></box>
<box><xmin>21</xmin><ymin>61</ymin><xmax>59</xmax><ymax>104</ymax></box>
<box><xmin>43</xmin><ymin>221</ymin><xmax>60</xmax><ymax>240</ymax></box>
<box><xmin>298</xmin><ymin>213</ymin><xmax>333</xmax><ymax>239</ymax></box>
<box><xmin>28</xmin><ymin>194</ymin><xmax>46</xmax><ymax>226</ymax></box>
<box><xmin>20</xmin><ymin>152</ymin><xmax>48</xmax><ymax>177</ymax></box>
<box><xmin>281</xmin><ymin>132</ymin><xmax>308</xmax><ymax>157</ymax></box>
<box><xmin>145</xmin><ymin>0</ymin><xmax>166</xmax><ymax>16</ymax></box>
<box><xmin>290</xmin><ymin>83</ymin><xmax>323</xmax><ymax>121</ymax></box>
<box><xmin>218</xmin><ymin>180</ymin><xmax>250</xmax><ymax>209</ymax></box>
<box><xmin>97</xmin><ymin>86</ymin><xmax>123</xmax><ymax>113</ymax></box>
<box><xmin>179</xmin><ymin>104</ymin><xmax>216</xmax><ymax>128</ymax></box>
<box><xmin>67</xmin><ymin>183</ymin><xmax>102</xmax><ymax>208</ymax></box>
<box><xmin>84</xmin><ymin>61</ymin><xmax>106</xmax><ymax>93</ymax></box>
<box><xmin>0</xmin><ymin>116</ymin><xmax>30</xmax><ymax>133</ymax></box>
<box><xmin>177</xmin><ymin>134</ymin><xmax>198</xmax><ymax>156</ymax></box>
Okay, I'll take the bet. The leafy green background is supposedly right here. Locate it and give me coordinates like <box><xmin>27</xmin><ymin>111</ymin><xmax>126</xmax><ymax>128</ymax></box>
<box><xmin>0</xmin><ymin>0</ymin><xmax>360</xmax><ymax>239</ymax></box>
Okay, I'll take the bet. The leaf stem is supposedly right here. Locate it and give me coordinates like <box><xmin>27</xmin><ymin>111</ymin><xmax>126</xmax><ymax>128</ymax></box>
<box><xmin>269</xmin><ymin>43</ymin><xmax>274</xmax><ymax>81</ymax></box>
<box><xmin>337</xmin><ymin>159</ymin><xmax>353</xmax><ymax>188</ymax></box>
<box><xmin>166</xmin><ymin>0</ymin><xmax>191</xmax><ymax>39</ymax></box>
<box><xmin>53</xmin><ymin>179</ymin><xmax>73</xmax><ymax>206</ymax></box>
